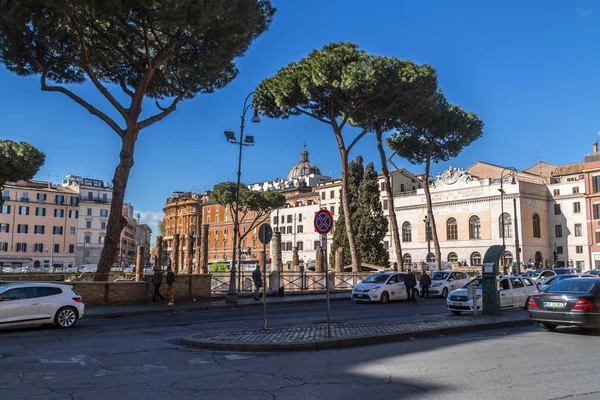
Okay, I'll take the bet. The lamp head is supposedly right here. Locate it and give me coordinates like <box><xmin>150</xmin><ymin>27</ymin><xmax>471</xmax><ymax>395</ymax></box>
<box><xmin>244</xmin><ymin>135</ymin><xmax>255</xmax><ymax>145</ymax></box>
<box><xmin>251</xmin><ymin>108</ymin><xmax>261</xmax><ymax>123</ymax></box>
<box><xmin>224</xmin><ymin>131</ymin><xmax>236</xmax><ymax>142</ymax></box>
<box><xmin>510</xmin><ymin>175</ymin><xmax>517</xmax><ymax>185</ymax></box>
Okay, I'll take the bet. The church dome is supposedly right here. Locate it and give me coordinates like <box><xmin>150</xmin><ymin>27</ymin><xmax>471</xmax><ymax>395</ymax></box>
<box><xmin>287</xmin><ymin>146</ymin><xmax>321</xmax><ymax>180</ymax></box>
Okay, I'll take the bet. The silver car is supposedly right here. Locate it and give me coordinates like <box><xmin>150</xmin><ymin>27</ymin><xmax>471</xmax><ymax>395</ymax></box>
<box><xmin>0</xmin><ymin>283</ymin><xmax>85</xmax><ymax>329</ymax></box>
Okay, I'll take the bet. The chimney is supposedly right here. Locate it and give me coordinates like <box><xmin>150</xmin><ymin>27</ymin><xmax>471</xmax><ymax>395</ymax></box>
<box><xmin>594</xmin><ymin>142</ymin><xmax>598</xmax><ymax>153</ymax></box>
<box><xmin>47</xmin><ymin>182</ymin><xmax>52</xmax><ymax>189</ymax></box>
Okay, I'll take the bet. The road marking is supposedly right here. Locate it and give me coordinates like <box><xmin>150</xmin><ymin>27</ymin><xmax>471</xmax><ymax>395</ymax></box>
<box><xmin>39</xmin><ymin>356</ymin><xmax>86</xmax><ymax>366</ymax></box>
<box><xmin>188</xmin><ymin>358</ymin><xmax>211</xmax><ymax>365</ymax></box>
<box><xmin>224</xmin><ymin>354</ymin><xmax>253</xmax><ymax>361</ymax></box>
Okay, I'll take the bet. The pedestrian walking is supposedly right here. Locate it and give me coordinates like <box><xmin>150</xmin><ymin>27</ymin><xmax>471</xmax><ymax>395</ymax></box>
<box><xmin>405</xmin><ymin>269</ymin><xmax>417</xmax><ymax>303</ymax></box>
<box><xmin>166</xmin><ymin>266</ymin><xmax>175</xmax><ymax>306</ymax></box>
<box><xmin>151</xmin><ymin>267</ymin><xmax>165</xmax><ymax>303</ymax></box>
<box><xmin>252</xmin><ymin>264</ymin><xmax>263</xmax><ymax>301</ymax></box>
<box><xmin>420</xmin><ymin>271</ymin><xmax>431</xmax><ymax>299</ymax></box>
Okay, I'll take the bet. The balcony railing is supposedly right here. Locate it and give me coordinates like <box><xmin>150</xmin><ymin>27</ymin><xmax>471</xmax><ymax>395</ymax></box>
<box><xmin>20</xmin><ymin>197</ymin><xmax>29</xmax><ymax>202</ymax></box>
<box><xmin>394</xmin><ymin>190</ymin><xmax>417</xmax><ymax>197</ymax></box>
<box><xmin>80</xmin><ymin>197</ymin><xmax>111</xmax><ymax>204</ymax></box>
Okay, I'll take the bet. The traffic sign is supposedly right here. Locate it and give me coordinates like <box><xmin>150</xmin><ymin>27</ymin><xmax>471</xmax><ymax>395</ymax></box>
<box><xmin>258</xmin><ymin>223</ymin><xmax>273</xmax><ymax>245</ymax></box>
<box><xmin>314</xmin><ymin>209</ymin><xmax>333</xmax><ymax>234</ymax></box>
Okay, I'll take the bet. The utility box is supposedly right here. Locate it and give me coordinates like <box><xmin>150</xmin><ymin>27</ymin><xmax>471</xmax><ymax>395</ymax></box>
<box><xmin>481</xmin><ymin>245</ymin><xmax>504</xmax><ymax>316</ymax></box>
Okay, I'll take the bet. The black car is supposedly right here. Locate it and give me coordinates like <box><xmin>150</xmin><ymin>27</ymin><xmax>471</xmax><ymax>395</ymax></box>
<box><xmin>528</xmin><ymin>278</ymin><xmax>600</xmax><ymax>331</ymax></box>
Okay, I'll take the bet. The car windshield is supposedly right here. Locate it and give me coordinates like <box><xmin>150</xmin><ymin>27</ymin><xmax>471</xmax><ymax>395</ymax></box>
<box><xmin>431</xmin><ymin>271</ymin><xmax>449</xmax><ymax>281</ymax></box>
<box><xmin>464</xmin><ymin>278</ymin><xmax>483</xmax><ymax>289</ymax></box>
<box><xmin>522</xmin><ymin>271</ymin><xmax>541</xmax><ymax>278</ymax></box>
<box><xmin>545</xmin><ymin>279</ymin><xmax>597</xmax><ymax>294</ymax></box>
<box><xmin>362</xmin><ymin>274</ymin><xmax>390</xmax><ymax>284</ymax></box>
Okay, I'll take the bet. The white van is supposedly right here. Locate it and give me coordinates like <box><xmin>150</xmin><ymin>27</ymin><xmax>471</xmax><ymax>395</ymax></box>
<box><xmin>428</xmin><ymin>270</ymin><xmax>470</xmax><ymax>298</ymax></box>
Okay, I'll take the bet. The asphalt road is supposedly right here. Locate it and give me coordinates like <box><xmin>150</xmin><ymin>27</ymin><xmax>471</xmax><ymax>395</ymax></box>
<box><xmin>2</xmin><ymin>299</ymin><xmax>599</xmax><ymax>399</ymax></box>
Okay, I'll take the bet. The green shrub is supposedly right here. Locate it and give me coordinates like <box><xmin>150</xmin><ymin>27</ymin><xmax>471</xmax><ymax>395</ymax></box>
<box><xmin>209</xmin><ymin>263</ymin><xmax>230</xmax><ymax>273</ymax></box>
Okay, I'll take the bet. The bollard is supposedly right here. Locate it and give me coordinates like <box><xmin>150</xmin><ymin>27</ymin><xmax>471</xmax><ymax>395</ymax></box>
<box><xmin>468</xmin><ymin>284</ymin><xmax>478</xmax><ymax>316</ymax></box>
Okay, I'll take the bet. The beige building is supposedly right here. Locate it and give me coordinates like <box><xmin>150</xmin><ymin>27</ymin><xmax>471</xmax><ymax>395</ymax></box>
<box><xmin>0</xmin><ymin>180</ymin><xmax>79</xmax><ymax>271</ymax></box>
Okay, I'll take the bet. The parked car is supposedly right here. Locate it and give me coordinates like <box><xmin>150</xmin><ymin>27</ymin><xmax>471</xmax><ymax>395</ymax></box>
<box><xmin>554</xmin><ymin>268</ymin><xmax>574</xmax><ymax>275</ymax></box>
<box><xmin>446</xmin><ymin>276</ymin><xmax>538</xmax><ymax>315</ymax></box>
<box><xmin>0</xmin><ymin>283</ymin><xmax>84</xmax><ymax>329</ymax></box>
<box><xmin>528</xmin><ymin>277</ymin><xmax>600</xmax><ymax>331</ymax></box>
<box><xmin>522</xmin><ymin>269</ymin><xmax>556</xmax><ymax>285</ymax></box>
<box><xmin>351</xmin><ymin>271</ymin><xmax>420</xmax><ymax>304</ymax></box>
<box><xmin>583</xmin><ymin>270</ymin><xmax>600</xmax><ymax>276</ymax></box>
<box><xmin>428</xmin><ymin>270</ymin><xmax>470</xmax><ymax>298</ymax></box>
<box><xmin>538</xmin><ymin>274</ymin><xmax>597</xmax><ymax>291</ymax></box>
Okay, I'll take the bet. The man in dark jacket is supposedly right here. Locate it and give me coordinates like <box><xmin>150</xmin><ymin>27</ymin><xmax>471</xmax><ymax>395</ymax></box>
<box><xmin>166</xmin><ymin>266</ymin><xmax>175</xmax><ymax>306</ymax></box>
<box><xmin>420</xmin><ymin>271</ymin><xmax>431</xmax><ymax>299</ymax></box>
<box><xmin>151</xmin><ymin>267</ymin><xmax>165</xmax><ymax>303</ymax></box>
<box><xmin>252</xmin><ymin>265</ymin><xmax>263</xmax><ymax>300</ymax></box>
<box><xmin>405</xmin><ymin>269</ymin><xmax>417</xmax><ymax>303</ymax></box>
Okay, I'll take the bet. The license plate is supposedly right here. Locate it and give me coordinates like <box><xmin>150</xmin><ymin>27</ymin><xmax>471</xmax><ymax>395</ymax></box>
<box><xmin>544</xmin><ymin>301</ymin><xmax>566</xmax><ymax>308</ymax></box>
<box><xmin>452</xmin><ymin>302</ymin><xmax>462</xmax><ymax>307</ymax></box>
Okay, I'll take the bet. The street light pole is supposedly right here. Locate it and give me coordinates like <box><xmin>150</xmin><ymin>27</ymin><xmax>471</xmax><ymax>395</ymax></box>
<box><xmin>499</xmin><ymin>167</ymin><xmax>517</xmax><ymax>275</ymax></box>
<box><xmin>225</xmin><ymin>91</ymin><xmax>260</xmax><ymax>304</ymax></box>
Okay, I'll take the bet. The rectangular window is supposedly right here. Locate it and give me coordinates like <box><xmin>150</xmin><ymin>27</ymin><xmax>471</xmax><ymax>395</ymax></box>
<box><xmin>87</xmin><ymin>208</ymin><xmax>92</xmax><ymax>216</ymax></box>
<box><xmin>596</xmin><ymin>231</ymin><xmax>600</xmax><ymax>243</ymax></box>
<box><xmin>87</xmin><ymin>192</ymin><xmax>93</xmax><ymax>200</ymax></box>
<box><xmin>553</xmin><ymin>204</ymin><xmax>561</xmax><ymax>215</ymax></box>
<box><xmin>70</xmin><ymin>227</ymin><xmax>76</xmax><ymax>236</ymax></box>
<box><xmin>53</xmin><ymin>226</ymin><xmax>63</xmax><ymax>235</ymax></box>
<box><xmin>297</xmin><ymin>225</ymin><xmax>303</xmax><ymax>233</ymax></box>
<box><xmin>55</xmin><ymin>195</ymin><xmax>64</xmax><ymax>205</ymax></box>
<box><xmin>69</xmin><ymin>210</ymin><xmax>78</xmax><ymax>218</ymax></box>
<box><xmin>224</xmin><ymin>229</ymin><xmax>228</xmax><ymax>236</ymax></box>
<box><xmin>380</xmin><ymin>182</ymin><xmax>385</xmax><ymax>191</ymax></box>
<box><xmin>0</xmin><ymin>242</ymin><xmax>7</xmax><ymax>251</ymax></box>
<box><xmin>573</xmin><ymin>186</ymin><xmax>580</xmax><ymax>194</ymax></box>
<box><xmin>298</xmin><ymin>213</ymin><xmax>303</xmax><ymax>222</ymax></box>
<box><xmin>69</xmin><ymin>244</ymin><xmax>75</xmax><ymax>253</ymax></box>
<box><xmin>383</xmin><ymin>199</ymin><xmax>389</xmax><ymax>210</ymax></box>
<box><xmin>330</xmin><ymin>190</ymin><xmax>334</xmax><ymax>199</ymax></box>
<box><xmin>0</xmin><ymin>223</ymin><xmax>9</xmax><ymax>233</ymax></box>
<box><xmin>555</xmin><ymin>225</ymin><xmax>563</xmax><ymax>238</ymax></box>
<box><xmin>286</xmin><ymin>242</ymin><xmax>293</xmax><ymax>251</ymax></box>
<box><xmin>84</xmin><ymin>235</ymin><xmax>91</xmax><ymax>244</ymax></box>
<box><xmin>0</xmin><ymin>205</ymin><xmax>10</xmax><ymax>214</ymax></box>
<box><xmin>16</xmin><ymin>242</ymin><xmax>27</xmax><ymax>252</ymax></box>
<box><xmin>34</xmin><ymin>225</ymin><xmax>45</xmax><ymax>234</ymax></box>
<box><xmin>34</xmin><ymin>243</ymin><xmax>43</xmax><ymax>252</ymax></box>
<box><xmin>594</xmin><ymin>176</ymin><xmax>600</xmax><ymax>193</ymax></box>
<box><xmin>273</xmin><ymin>217</ymin><xmax>278</xmax><ymax>225</ymax></box>
<box><xmin>593</xmin><ymin>204</ymin><xmax>600</xmax><ymax>220</ymax></box>
<box><xmin>2</xmin><ymin>189</ymin><xmax>9</xmax><ymax>201</ymax></box>
<box><xmin>286</xmin><ymin>226</ymin><xmax>292</xmax><ymax>234</ymax></box>
<box><xmin>54</xmin><ymin>244</ymin><xmax>60</xmax><ymax>253</ymax></box>
<box><xmin>18</xmin><ymin>206</ymin><xmax>29</xmax><ymax>215</ymax></box>
<box><xmin>280</xmin><ymin>216</ymin><xmax>284</xmax><ymax>224</ymax></box>
<box><xmin>37</xmin><ymin>193</ymin><xmax>46</xmax><ymax>203</ymax></box>
<box><xmin>101</xmin><ymin>222</ymin><xmax>106</xmax><ymax>230</ymax></box>
<box><xmin>553</xmin><ymin>189</ymin><xmax>560</xmax><ymax>196</ymax></box>
<box><xmin>297</xmin><ymin>241</ymin><xmax>304</xmax><ymax>251</ymax></box>
<box><xmin>384</xmin><ymin>241</ymin><xmax>389</xmax><ymax>250</ymax></box>
<box><xmin>21</xmin><ymin>191</ymin><xmax>29</xmax><ymax>202</ymax></box>
<box><xmin>576</xmin><ymin>245</ymin><xmax>583</xmax><ymax>254</ymax></box>
<box><xmin>99</xmin><ymin>236</ymin><xmax>104</xmax><ymax>244</ymax></box>
<box><xmin>314</xmin><ymin>240</ymin><xmax>320</xmax><ymax>250</ymax></box>
<box><xmin>54</xmin><ymin>208</ymin><xmax>65</xmax><ymax>218</ymax></box>
<box><xmin>575</xmin><ymin>223</ymin><xmax>582</xmax><ymax>237</ymax></box>
<box><xmin>287</xmin><ymin>215</ymin><xmax>292</xmax><ymax>223</ymax></box>
<box><xmin>17</xmin><ymin>224</ymin><xmax>28</xmax><ymax>234</ymax></box>
<box><xmin>557</xmin><ymin>246</ymin><xmax>563</xmax><ymax>254</ymax></box>
<box><xmin>100</xmin><ymin>209</ymin><xmax>109</xmax><ymax>217</ymax></box>
<box><xmin>330</xmin><ymin>206</ymin><xmax>335</xmax><ymax>215</ymax></box>
<box><xmin>574</xmin><ymin>202</ymin><xmax>581</xmax><ymax>214</ymax></box>
<box><xmin>86</xmin><ymin>221</ymin><xmax>92</xmax><ymax>229</ymax></box>
<box><xmin>70</xmin><ymin>196</ymin><xmax>78</xmax><ymax>206</ymax></box>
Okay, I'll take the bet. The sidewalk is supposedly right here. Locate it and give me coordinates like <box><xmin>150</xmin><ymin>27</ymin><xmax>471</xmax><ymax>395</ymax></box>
<box><xmin>85</xmin><ymin>292</ymin><xmax>351</xmax><ymax>319</ymax></box>
<box><xmin>182</xmin><ymin>311</ymin><xmax>533</xmax><ymax>351</ymax></box>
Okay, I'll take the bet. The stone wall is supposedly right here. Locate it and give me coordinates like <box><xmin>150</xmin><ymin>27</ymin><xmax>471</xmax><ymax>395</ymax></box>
<box><xmin>69</xmin><ymin>274</ymin><xmax>212</xmax><ymax>304</ymax></box>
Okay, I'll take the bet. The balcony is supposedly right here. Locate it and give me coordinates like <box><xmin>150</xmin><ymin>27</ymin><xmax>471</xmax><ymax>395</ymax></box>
<box><xmin>2</xmin><ymin>196</ymin><xmax>10</xmax><ymax>202</ymax></box>
<box><xmin>80</xmin><ymin>197</ymin><xmax>111</xmax><ymax>204</ymax></box>
<box><xmin>20</xmin><ymin>197</ymin><xmax>29</xmax><ymax>203</ymax></box>
<box><xmin>394</xmin><ymin>190</ymin><xmax>418</xmax><ymax>197</ymax></box>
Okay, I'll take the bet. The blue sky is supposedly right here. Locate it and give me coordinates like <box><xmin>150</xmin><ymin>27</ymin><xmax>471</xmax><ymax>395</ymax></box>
<box><xmin>2</xmin><ymin>0</ymin><xmax>599</xmax><ymax>237</ymax></box>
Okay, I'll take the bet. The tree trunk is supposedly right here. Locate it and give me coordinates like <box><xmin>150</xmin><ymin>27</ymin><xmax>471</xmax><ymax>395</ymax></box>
<box><xmin>95</xmin><ymin>130</ymin><xmax>137</xmax><ymax>281</ymax></box>
<box><xmin>339</xmin><ymin>147</ymin><xmax>361</xmax><ymax>272</ymax></box>
<box><xmin>376</xmin><ymin>129</ymin><xmax>403</xmax><ymax>271</ymax></box>
<box><xmin>423</xmin><ymin>150</ymin><xmax>442</xmax><ymax>270</ymax></box>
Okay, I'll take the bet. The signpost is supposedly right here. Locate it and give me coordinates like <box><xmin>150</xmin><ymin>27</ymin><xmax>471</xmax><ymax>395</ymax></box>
<box><xmin>314</xmin><ymin>209</ymin><xmax>333</xmax><ymax>338</ymax></box>
<box><xmin>258</xmin><ymin>223</ymin><xmax>273</xmax><ymax>330</ymax></box>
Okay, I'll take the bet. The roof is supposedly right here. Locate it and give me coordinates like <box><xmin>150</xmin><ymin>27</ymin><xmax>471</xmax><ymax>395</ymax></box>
<box><xmin>287</xmin><ymin>146</ymin><xmax>322</xmax><ymax>180</ymax></box>
<box><xmin>551</xmin><ymin>162</ymin><xmax>584</xmax><ymax>177</ymax></box>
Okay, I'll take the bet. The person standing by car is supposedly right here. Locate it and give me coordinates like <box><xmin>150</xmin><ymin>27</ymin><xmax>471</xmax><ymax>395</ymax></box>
<box><xmin>166</xmin><ymin>266</ymin><xmax>175</xmax><ymax>306</ymax></box>
<box><xmin>405</xmin><ymin>269</ymin><xmax>417</xmax><ymax>302</ymax></box>
<box><xmin>252</xmin><ymin>264</ymin><xmax>263</xmax><ymax>301</ymax></box>
<box><xmin>420</xmin><ymin>271</ymin><xmax>431</xmax><ymax>299</ymax></box>
<box><xmin>151</xmin><ymin>267</ymin><xmax>165</xmax><ymax>303</ymax></box>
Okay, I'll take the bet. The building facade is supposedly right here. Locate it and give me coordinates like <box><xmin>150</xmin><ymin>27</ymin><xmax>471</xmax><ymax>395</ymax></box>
<box><xmin>62</xmin><ymin>175</ymin><xmax>112</xmax><ymax>265</ymax></box>
<box><xmin>0</xmin><ymin>180</ymin><xmax>79</xmax><ymax>271</ymax></box>
<box><xmin>163</xmin><ymin>192</ymin><xmax>204</xmax><ymax>270</ymax></box>
<box><xmin>583</xmin><ymin>143</ymin><xmax>600</xmax><ymax>269</ymax></box>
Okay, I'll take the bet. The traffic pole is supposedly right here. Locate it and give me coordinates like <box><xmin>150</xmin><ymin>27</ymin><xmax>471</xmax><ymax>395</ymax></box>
<box><xmin>262</xmin><ymin>241</ymin><xmax>268</xmax><ymax>330</ymax></box>
<box><xmin>323</xmin><ymin>233</ymin><xmax>331</xmax><ymax>338</ymax></box>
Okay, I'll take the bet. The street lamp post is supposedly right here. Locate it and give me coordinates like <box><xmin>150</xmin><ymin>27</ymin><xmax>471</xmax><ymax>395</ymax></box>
<box><xmin>225</xmin><ymin>92</ymin><xmax>260</xmax><ymax>304</ymax></box>
<box><xmin>499</xmin><ymin>168</ymin><xmax>518</xmax><ymax>275</ymax></box>
<box><xmin>423</xmin><ymin>215</ymin><xmax>431</xmax><ymax>269</ymax></box>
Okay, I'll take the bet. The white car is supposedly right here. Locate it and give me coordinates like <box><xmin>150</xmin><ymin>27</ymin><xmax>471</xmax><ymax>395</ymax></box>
<box><xmin>0</xmin><ymin>283</ymin><xmax>85</xmax><ymax>329</ymax></box>
<box><xmin>522</xmin><ymin>269</ymin><xmax>556</xmax><ymax>285</ymax></box>
<box><xmin>428</xmin><ymin>270</ymin><xmax>470</xmax><ymax>298</ymax></box>
<box><xmin>352</xmin><ymin>271</ymin><xmax>420</xmax><ymax>303</ymax></box>
<box><xmin>446</xmin><ymin>276</ymin><xmax>538</xmax><ymax>315</ymax></box>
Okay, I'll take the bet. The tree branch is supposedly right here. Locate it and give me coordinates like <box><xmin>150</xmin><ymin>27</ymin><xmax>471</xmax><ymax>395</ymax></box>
<box><xmin>138</xmin><ymin>88</ymin><xmax>191</xmax><ymax>130</ymax></box>
<box><xmin>294</xmin><ymin>107</ymin><xmax>331</xmax><ymax>124</ymax></box>
<box><xmin>40</xmin><ymin>70</ymin><xmax>124</xmax><ymax>137</ymax></box>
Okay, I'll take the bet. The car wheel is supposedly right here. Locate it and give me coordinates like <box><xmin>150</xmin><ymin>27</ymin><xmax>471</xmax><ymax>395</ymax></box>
<box><xmin>54</xmin><ymin>307</ymin><xmax>78</xmax><ymax>329</ymax></box>
<box><xmin>540</xmin><ymin>323</ymin><xmax>557</xmax><ymax>332</ymax></box>
<box><xmin>380</xmin><ymin>291</ymin><xmax>389</xmax><ymax>304</ymax></box>
<box><xmin>442</xmin><ymin>288</ymin><xmax>449</xmax><ymax>298</ymax></box>
<box><xmin>451</xmin><ymin>311</ymin><xmax>461</xmax><ymax>315</ymax></box>
<box><xmin>523</xmin><ymin>297</ymin><xmax>530</xmax><ymax>310</ymax></box>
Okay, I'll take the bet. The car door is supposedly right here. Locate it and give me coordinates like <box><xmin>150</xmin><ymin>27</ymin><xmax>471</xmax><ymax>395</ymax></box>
<box><xmin>0</xmin><ymin>287</ymin><xmax>41</xmax><ymax>324</ymax></box>
<box><xmin>456</xmin><ymin>272</ymin><xmax>470</xmax><ymax>288</ymax></box>
<box><xmin>394</xmin><ymin>274</ymin><xmax>407</xmax><ymax>299</ymax></box>
<box><xmin>447</xmin><ymin>272</ymin><xmax>462</xmax><ymax>292</ymax></box>
<box><xmin>37</xmin><ymin>286</ymin><xmax>64</xmax><ymax>320</ymax></box>
<box><xmin>509</xmin><ymin>278</ymin><xmax>526</xmax><ymax>308</ymax></box>
<box><xmin>498</xmin><ymin>278</ymin><xmax>513</xmax><ymax>308</ymax></box>
<box><xmin>385</xmin><ymin>275</ymin><xmax>400</xmax><ymax>300</ymax></box>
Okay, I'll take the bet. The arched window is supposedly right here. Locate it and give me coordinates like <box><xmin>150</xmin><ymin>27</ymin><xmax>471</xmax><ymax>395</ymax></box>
<box><xmin>501</xmin><ymin>251</ymin><xmax>513</xmax><ymax>267</ymax></box>
<box><xmin>402</xmin><ymin>222</ymin><xmax>412</xmax><ymax>242</ymax></box>
<box><xmin>448</xmin><ymin>252</ymin><xmax>458</xmax><ymax>263</ymax></box>
<box><xmin>447</xmin><ymin>218</ymin><xmax>458</xmax><ymax>240</ymax></box>
<box><xmin>403</xmin><ymin>253</ymin><xmax>412</xmax><ymax>267</ymax></box>
<box><xmin>33</xmin><ymin>260</ymin><xmax>41</xmax><ymax>268</ymax></box>
<box><xmin>427</xmin><ymin>253</ymin><xmax>436</xmax><ymax>262</ymax></box>
<box><xmin>469</xmin><ymin>216</ymin><xmax>481</xmax><ymax>239</ymax></box>
<box><xmin>470</xmin><ymin>252</ymin><xmax>482</xmax><ymax>265</ymax></box>
<box><xmin>533</xmin><ymin>214</ymin><xmax>541</xmax><ymax>238</ymax></box>
<box><xmin>499</xmin><ymin>213</ymin><xmax>512</xmax><ymax>238</ymax></box>
<box><xmin>535</xmin><ymin>251</ymin><xmax>543</xmax><ymax>264</ymax></box>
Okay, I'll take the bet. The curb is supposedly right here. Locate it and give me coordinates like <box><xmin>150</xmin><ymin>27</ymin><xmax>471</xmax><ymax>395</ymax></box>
<box><xmin>181</xmin><ymin>318</ymin><xmax>534</xmax><ymax>352</ymax></box>
<box><xmin>85</xmin><ymin>296</ymin><xmax>351</xmax><ymax>319</ymax></box>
